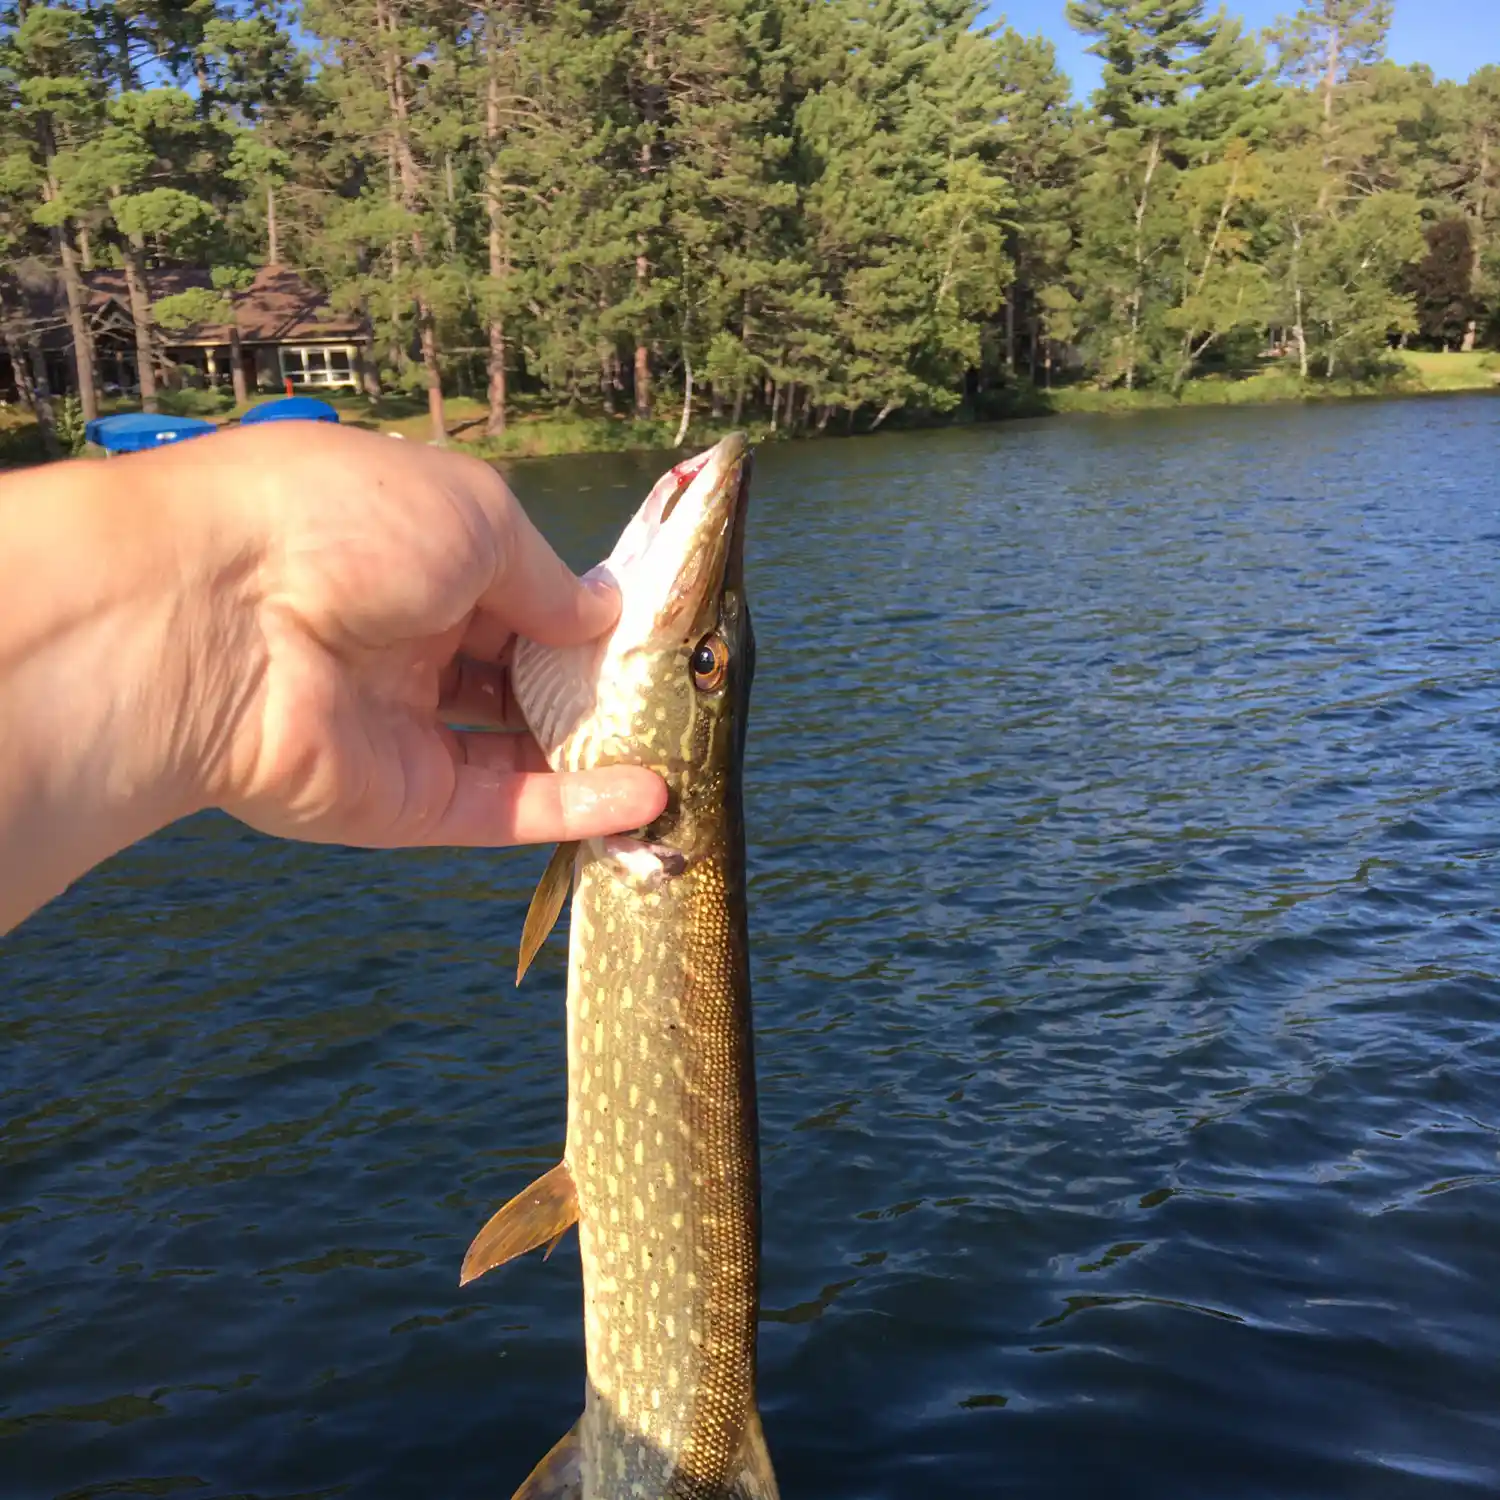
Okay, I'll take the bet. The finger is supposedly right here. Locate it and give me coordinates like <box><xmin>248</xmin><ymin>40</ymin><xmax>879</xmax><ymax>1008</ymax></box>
<box><xmin>459</xmin><ymin>609</ymin><xmax>515</xmax><ymax>664</ymax></box>
<box><xmin>413</xmin><ymin>765</ymin><xmax>667</xmax><ymax>848</ymax></box>
<box><xmin>445</xmin><ymin>728</ymin><xmax>550</xmax><ymax>775</ymax></box>
<box><xmin>438</xmin><ymin>655</ymin><xmax>525</xmax><ymax>730</ymax></box>
<box><xmin>476</xmin><ymin>478</ymin><xmax>621</xmax><ymax>647</ymax></box>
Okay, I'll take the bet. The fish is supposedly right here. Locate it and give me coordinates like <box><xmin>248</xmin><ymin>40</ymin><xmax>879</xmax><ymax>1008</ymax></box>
<box><xmin>460</xmin><ymin>433</ymin><xmax>776</xmax><ymax>1500</ymax></box>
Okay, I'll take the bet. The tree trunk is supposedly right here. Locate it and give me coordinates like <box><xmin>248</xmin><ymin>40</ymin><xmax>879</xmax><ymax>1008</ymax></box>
<box><xmin>25</xmin><ymin>336</ymin><xmax>61</xmax><ymax>457</ymax></box>
<box><xmin>1125</xmin><ymin>134</ymin><xmax>1162</xmax><ymax>392</ymax></box>
<box><xmin>484</xmin><ymin>10</ymin><xmax>508</xmax><ymax>436</ymax></box>
<box><xmin>673</xmin><ymin>352</ymin><xmax>693</xmax><ymax>447</ymax></box>
<box><xmin>633</xmin><ymin>275</ymin><xmax>651</xmax><ymax>420</ymax></box>
<box><xmin>354</xmin><ymin>341</ymin><xmax>380</xmax><ymax>398</ymax></box>
<box><xmin>53</xmin><ymin>225</ymin><xmax>98</xmax><ymax>421</ymax></box>
<box><xmin>632</xmin><ymin>66</ymin><xmax>655</xmax><ymax>421</ymax></box>
<box><xmin>1004</xmin><ymin>294</ymin><xmax>1016</xmax><ymax>375</ymax></box>
<box><xmin>119</xmin><ymin>226</ymin><xmax>159</xmax><ymax>412</ymax></box>
<box><xmin>1463</xmin><ymin>135</ymin><xmax>1488</xmax><ymax>353</ymax></box>
<box><xmin>380</xmin><ymin>0</ymin><xmax>445</xmax><ymax>444</ymax></box>
<box><xmin>267</xmin><ymin>183</ymin><xmax>280</xmax><ymax>264</ymax></box>
<box><xmin>36</xmin><ymin>110</ymin><xmax>96</xmax><ymax>419</ymax></box>
<box><xmin>1029</xmin><ymin>312</ymin><xmax>1041</xmax><ymax>384</ymax></box>
<box><xmin>731</xmin><ymin>383</ymin><xmax>744</xmax><ymax>424</ymax></box>
<box><xmin>486</xmin><ymin>316</ymin><xmax>507</xmax><ymax>434</ymax></box>
<box><xmin>78</xmin><ymin>225</ymin><xmax>92</xmax><ymax>270</ymax></box>
<box><xmin>1290</xmin><ymin>218</ymin><xmax>1309</xmax><ymax>379</ymax></box>
<box><xmin>229</xmin><ymin>326</ymin><xmax>249</xmax><ymax>406</ymax></box>
<box><xmin>1316</xmin><ymin>21</ymin><xmax>1340</xmax><ymax>213</ymax></box>
<box><xmin>444</xmin><ymin>153</ymin><xmax>458</xmax><ymax>257</ymax></box>
<box><xmin>418</xmin><ymin>303</ymin><xmax>444</xmax><ymax>442</ymax></box>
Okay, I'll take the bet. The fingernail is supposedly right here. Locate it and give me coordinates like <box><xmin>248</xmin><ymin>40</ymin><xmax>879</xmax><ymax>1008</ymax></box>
<box><xmin>583</xmin><ymin>572</ymin><xmax>621</xmax><ymax>618</ymax></box>
<box><xmin>563</xmin><ymin>771</ymin><xmax>665</xmax><ymax>827</ymax></box>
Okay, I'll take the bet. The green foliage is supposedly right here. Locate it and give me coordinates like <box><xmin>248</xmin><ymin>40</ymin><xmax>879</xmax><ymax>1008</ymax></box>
<box><xmin>1406</xmin><ymin>217</ymin><xmax>1477</xmax><ymax>347</ymax></box>
<box><xmin>157</xmin><ymin>385</ymin><xmax>233</xmax><ymax>417</ymax></box>
<box><xmin>152</xmin><ymin>285</ymin><xmax>226</xmax><ymax>331</ymax></box>
<box><xmin>53</xmin><ymin>393</ymin><xmax>85</xmax><ymax>455</ymax></box>
<box><xmin>111</xmin><ymin>185</ymin><xmax>213</xmax><ymax>242</ymax></box>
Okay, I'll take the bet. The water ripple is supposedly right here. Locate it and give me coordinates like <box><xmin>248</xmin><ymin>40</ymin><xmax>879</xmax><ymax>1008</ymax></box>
<box><xmin>6</xmin><ymin>398</ymin><xmax>1500</xmax><ymax>1496</ymax></box>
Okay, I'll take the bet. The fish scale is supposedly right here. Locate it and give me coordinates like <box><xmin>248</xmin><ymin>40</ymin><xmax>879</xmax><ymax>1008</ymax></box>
<box><xmin>569</xmin><ymin>846</ymin><xmax>759</xmax><ymax>1497</ymax></box>
<box><xmin>459</xmin><ymin>434</ymin><xmax>777</xmax><ymax>1500</ymax></box>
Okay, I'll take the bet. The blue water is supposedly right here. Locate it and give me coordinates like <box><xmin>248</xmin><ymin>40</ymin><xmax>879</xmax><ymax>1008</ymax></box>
<box><xmin>5</xmin><ymin>395</ymin><xmax>1500</xmax><ymax>1498</ymax></box>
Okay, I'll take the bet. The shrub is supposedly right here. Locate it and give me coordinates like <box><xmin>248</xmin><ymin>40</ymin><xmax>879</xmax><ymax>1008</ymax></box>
<box><xmin>54</xmin><ymin>395</ymin><xmax>87</xmax><ymax>455</ymax></box>
<box><xmin>158</xmin><ymin>386</ymin><xmax>234</xmax><ymax>418</ymax></box>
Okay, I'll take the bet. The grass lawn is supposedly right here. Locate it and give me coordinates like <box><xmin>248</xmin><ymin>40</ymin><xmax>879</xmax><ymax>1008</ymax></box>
<box><xmin>1050</xmin><ymin>349</ymin><xmax>1500</xmax><ymax>415</ymax></box>
<box><xmin>1394</xmin><ymin>348</ymin><xmax>1500</xmax><ymax>390</ymax></box>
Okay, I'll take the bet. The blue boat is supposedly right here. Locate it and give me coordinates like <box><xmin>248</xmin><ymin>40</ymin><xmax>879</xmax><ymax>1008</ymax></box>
<box><xmin>239</xmin><ymin>396</ymin><xmax>341</xmax><ymax>427</ymax></box>
<box><xmin>85</xmin><ymin>412</ymin><xmax>218</xmax><ymax>455</ymax></box>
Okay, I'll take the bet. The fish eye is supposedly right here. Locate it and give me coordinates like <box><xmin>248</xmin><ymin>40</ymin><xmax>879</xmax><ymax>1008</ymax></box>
<box><xmin>690</xmin><ymin>635</ymin><xmax>729</xmax><ymax>692</ymax></box>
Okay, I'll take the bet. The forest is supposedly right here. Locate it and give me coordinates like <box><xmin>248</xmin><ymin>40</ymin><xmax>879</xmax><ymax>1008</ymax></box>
<box><xmin>1</xmin><ymin>0</ymin><xmax>1497</xmax><ymax>453</ymax></box>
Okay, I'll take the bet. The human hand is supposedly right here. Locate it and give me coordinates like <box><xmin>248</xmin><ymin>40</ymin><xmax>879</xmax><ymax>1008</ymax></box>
<box><xmin>184</xmin><ymin>423</ymin><xmax>666</xmax><ymax>848</ymax></box>
<box><xmin>0</xmin><ymin>423</ymin><xmax>665</xmax><ymax>932</ymax></box>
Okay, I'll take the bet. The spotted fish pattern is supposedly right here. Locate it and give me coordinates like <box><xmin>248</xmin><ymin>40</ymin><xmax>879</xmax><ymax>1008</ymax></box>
<box><xmin>461</xmin><ymin>435</ymin><xmax>777</xmax><ymax>1500</ymax></box>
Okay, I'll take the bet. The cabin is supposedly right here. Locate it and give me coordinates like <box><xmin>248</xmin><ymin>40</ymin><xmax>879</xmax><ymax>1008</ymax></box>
<box><xmin>2</xmin><ymin>264</ymin><xmax>376</xmax><ymax>403</ymax></box>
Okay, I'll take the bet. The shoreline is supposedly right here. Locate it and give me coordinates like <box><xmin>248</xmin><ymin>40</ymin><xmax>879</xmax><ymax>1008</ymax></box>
<box><xmin>4</xmin><ymin>353</ymin><xmax>1497</xmax><ymax>468</ymax></box>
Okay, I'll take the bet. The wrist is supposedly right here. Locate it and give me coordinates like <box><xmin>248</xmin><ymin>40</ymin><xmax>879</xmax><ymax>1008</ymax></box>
<box><xmin>0</xmin><ymin>444</ymin><xmax>265</xmax><ymax>925</ymax></box>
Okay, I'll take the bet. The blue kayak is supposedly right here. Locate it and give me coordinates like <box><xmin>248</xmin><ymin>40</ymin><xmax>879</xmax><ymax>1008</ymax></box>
<box><xmin>85</xmin><ymin>413</ymin><xmax>217</xmax><ymax>454</ymax></box>
<box><xmin>239</xmin><ymin>396</ymin><xmax>340</xmax><ymax>426</ymax></box>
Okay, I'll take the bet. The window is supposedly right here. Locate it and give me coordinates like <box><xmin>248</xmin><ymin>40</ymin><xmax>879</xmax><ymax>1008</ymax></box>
<box><xmin>279</xmin><ymin>345</ymin><xmax>358</xmax><ymax>388</ymax></box>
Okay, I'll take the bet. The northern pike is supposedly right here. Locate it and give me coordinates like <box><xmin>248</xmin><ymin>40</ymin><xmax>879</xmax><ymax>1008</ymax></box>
<box><xmin>460</xmin><ymin>433</ymin><xmax>776</xmax><ymax>1500</ymax></box>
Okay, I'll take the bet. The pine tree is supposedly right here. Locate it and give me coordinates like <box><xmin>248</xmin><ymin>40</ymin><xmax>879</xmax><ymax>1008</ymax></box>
<box><xmin>1267</xmin><ymin>0</ymin><xmax>1393</xmax><ymax>209</ymax></box>
<box><xmin>199</xmin><ymin>12</ymin><xmax>307</xmax><ymax>266</ymax></box>
<box><xmin>2</xmin><ymin>4</ymin><xmax>106</xmax><ymax>420</ymax></box>
<box><xmin>992</xmin><ymin>28</ymin><xmax>1077</xmax><ymax>386</ymax></box>
<box><xmin>64</xmin><ymin>88</ymin><xmax>218</xmax><ymax>410</ymax></box>
<box><xmin>301</xmin><ymin>0</ymin><xmax>467</xmax><ymax>443</ymax></box>
<box><xmin>788</xmin><ymin>0</ymin><xmax>1012</xmax><ymax>427</ymax></box>
<box><xmin>1065</xmin><ymin>0</ymin><xmax>1216</xmax><ymax>388</ymax></box>
<box><xmin>1264</xmin><ymin>0</ymin><xmax>1421</xmax><ymax>377</ymax></box>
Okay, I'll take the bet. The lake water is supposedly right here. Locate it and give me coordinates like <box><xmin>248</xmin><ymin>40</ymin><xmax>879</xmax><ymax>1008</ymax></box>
<box><xmin>5</xmin><ymin>395</ymin><xmax>1500</xmax><ymax>1499</ymax></box>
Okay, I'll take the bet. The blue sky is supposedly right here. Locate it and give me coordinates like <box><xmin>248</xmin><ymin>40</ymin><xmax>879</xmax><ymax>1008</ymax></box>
<box><xmin>983</xmin><ymin>0</ymin><xmax>1500</xmax><ymax>96</ymax></box>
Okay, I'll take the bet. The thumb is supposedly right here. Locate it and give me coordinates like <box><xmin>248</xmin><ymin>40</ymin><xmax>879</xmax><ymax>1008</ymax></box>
<box><xmin>477</xmin><ymin>478</ymin><xmax>621</xmax><ymax>647</ymax></box>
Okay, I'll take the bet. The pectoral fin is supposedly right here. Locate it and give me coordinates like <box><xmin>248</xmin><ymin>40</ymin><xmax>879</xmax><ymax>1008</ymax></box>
<box><xmin>511</xmin><ymin>1416</ymin><xmax>582</xmax><ymax>1500</ymax></box>
<box><xmin>460</xmin><ymin>1160</ymin><xmax>578</xmax><ymax>1286</ymax></box>
<box><xmin>517</xmin><ymin>841</ymin><xmax>578</xmax><ymax>985</ymax></box>
<box><xmin>731</xmin><ymin>1410</ymin><xmax>780</xmax><ymax>1500</ymax></box>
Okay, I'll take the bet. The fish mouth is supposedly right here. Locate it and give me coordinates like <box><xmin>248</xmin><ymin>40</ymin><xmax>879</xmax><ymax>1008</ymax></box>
<box><xmin>594</xmin><ymin>431</ymin><xmax>750</xmax><ymax>640</ymax></box>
